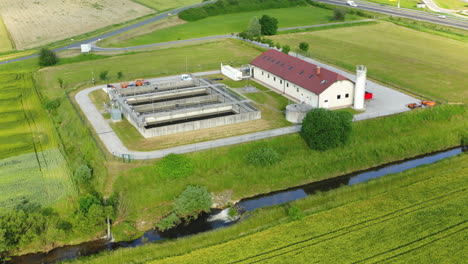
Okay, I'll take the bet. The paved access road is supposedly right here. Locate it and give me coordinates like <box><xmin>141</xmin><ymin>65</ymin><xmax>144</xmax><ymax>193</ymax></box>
<box><xmin>315</xmin><ymin>0</ymin><xmax>468</xmax><ymax>29</ymax></box>
<box><xmin>0</xmin><ymin>1</ymin><xmax>214</xmax><ymax>65</ymax></box>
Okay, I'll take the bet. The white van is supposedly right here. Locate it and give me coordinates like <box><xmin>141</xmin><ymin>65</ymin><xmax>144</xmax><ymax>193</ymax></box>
<box><xmin>181</xmin><ymin>74</ymin><xmax>193</xmax><ymax>81</ymax></box>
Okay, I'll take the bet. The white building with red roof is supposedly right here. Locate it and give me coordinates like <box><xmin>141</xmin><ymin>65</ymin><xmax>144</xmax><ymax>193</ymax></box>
<box><xmin>250</xmin><ymin>49</ymin><xmax>365</xmax><ymax>109</ymax></box>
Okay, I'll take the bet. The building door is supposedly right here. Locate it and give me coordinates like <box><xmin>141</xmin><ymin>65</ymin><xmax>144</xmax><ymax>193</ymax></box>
<box><xmin>324</xmin><ymin>100</ymin><xmax>329</xmax><ymax>109</ymax></box>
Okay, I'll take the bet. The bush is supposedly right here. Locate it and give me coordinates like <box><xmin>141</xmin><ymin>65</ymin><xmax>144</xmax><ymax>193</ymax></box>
<box><xmin>282</xmin><ymin>45</ymin><xmax>290</xmax><ymax>54</ymax></box>
<box><xmin>301</xmin><ymin>108</ymin><xmax>353</xmax><ymax>151</ymax></box>
<box><xmin>245</xmin><ymin>147</ymin><xmax>281</xmax><ymax>166</ymax></box>
<box><xmin>117</xmin><ymin>71</ymin><xmax>123</xmax><ymax>79</ymax></box>
<box><xmin>74</xmin><ymin>164</ymin><xmax>93</xmax><ymax>184</ymax></box>
<box><xmin>44</xmin><ymin>98</ymin><xmax>61</xmax><ymax>111</ymax></box>
<box><xmin>299</xmin><ymin>42</ymin><xmax>309</xmax><ymax>52</ymax></box>
<box><xmin>156</xmin><ymin>213</ymin><xmax>181</xmax><ymax>231</ymax></box>
<box><xmin>260</xmin><ymin>15</ymin><xmax>279</xmax><ymax>35</ymax></box>
<box><xmin>38</xmin><ymin>48</ymin><xmax>58</xmax><ymax>67</ymax></box>
<box><xmin>333</xmin><ymin>8</ymin><xmax>346</xmax><ymax>21</ymax></box>
<box><xmin>99</xmin><ymin>71</ymin><xmax>109</xmax><ymax>80</ymax></box>
<box><xmin>157</xmin><ymin>154</ymin><xmax>194</xmax><ymax>179</ymax></box>
<box><xmin>263</xmin><ymin>38</ymin><xmax>274</xmax><ymax>47</ymax></box>
<box><xmin>179</xmin><ymin>0</ymin><xmax>306</xmax><ymax>21</ymax></box>
<box><xmin>78</xmin><ymin>194</ymin><xmax>101</xmax><ymax>214</ymax></box>
<box><xmin>174</xmin><ymin>186</ymin><xmax>212</xmax><ymax>219</ymax></box>
<box><xmin>287</xmin><ymin>206</ymin><xmax>305</xmax><ymax>221</ymax></box>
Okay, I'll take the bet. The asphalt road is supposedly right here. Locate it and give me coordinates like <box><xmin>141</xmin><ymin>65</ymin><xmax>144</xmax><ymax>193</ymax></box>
<box><xmin>315</xmin><ymin>0</ymin><xmax>468</xmax><ymax>29</ymax></box>
<box><xmin>0</xmin><ymin>0</ymin><xmax>214</xmax><ymax>65</ymax></box>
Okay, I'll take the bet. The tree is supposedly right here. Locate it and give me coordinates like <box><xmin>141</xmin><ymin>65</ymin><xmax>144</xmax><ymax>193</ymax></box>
<box><xmin>275</xmin><ymin>42</ymin><xmax>281</xmax><ymax>50</ymax></box>
<box><xmin>282</xmin><ymin>45</ymin><xmax>290</xmax><ymax>54</ymax></box>
<box><xmin>78</xmin><ymin>194</ymin><xmax>101</xmax><ymax>214</ymax></box>
<box><xmin>247</xmin><ymin>16</ymin><xmax>261</xmax><ymax>37</ymax></box>
<box><xmin>117</xmin><ymin>71</ymin><xmax>123</xmax><ymax>79</ymax></box>
<box><xmin>174</xmin><ymin>185</ymin><xmax>212</xmax><ymax>219</ymax></box>
<box><xmin>99</xmin><ymin>71</ymin><xmax>109</xmax><ymax>80</ymax></box>
<box><xmin>74</xmin><ymin>164</ymin><xmax>92</xmax><ymax>184</ymax></box>
<box><xmin>333</xmin><ymin>8</ymin><xmax>346</xmax><ymax>21</ymax></box>
<box><xmin>299</xmin><ymin>42</ymin><xmax>309</xmax><ymax>52</ymax></box>
<box><xmin>38</xmin><ymin>48</ymin><xmax>58</xmax><ymax>67</ymax></box>
<box><xmin>301</xmin><ymin>108</ymin><xmax>353</xmax><ymax>151</ymax></box>
<box><xmin>259</xmin><ymin>15</ymin><xmax>278</xmax><ymax>35</ymax></box>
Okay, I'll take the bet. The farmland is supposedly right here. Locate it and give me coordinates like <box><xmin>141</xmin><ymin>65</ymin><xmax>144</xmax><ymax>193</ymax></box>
<box><xmin>0</xmin><ymin>16</ymin><xmax>12</xmax><ymax>52</ymax></box>
<box><xmin>70</xmin><ymin>149</ymin><xmax>467</xmax><ymax>264</ymax></box>
<box><xmin>433</xmin><ymin>0</ymin><xmax>468</xmax><ymax>10</ymax></box>
<box><xmin>0</xmin><ymin>73</ymin><xmax>74</xmax><ymax>208</ymax></box>
<box><xmin>270</xmin><ymin>22</ymin><xmax>468</xmax><ymax>103</ymax></box>
<box><xmin>132</xmin><ymin>0</ymin><xmax>201</xmax><ymax>11</ymax></box>
<box><xmin>0</xmin><ymin>0</ymin><xmax>153</xmax><ymax>50</ymax></box>
<box><xmin>109</xmin><ymin>104</ymin><xmax>465</xmax><ymax>234</ymax></box>
<box><xmin>101</xmin><ymin>5</ymin><xmax>362</xmax><ymax>47</ymax></box>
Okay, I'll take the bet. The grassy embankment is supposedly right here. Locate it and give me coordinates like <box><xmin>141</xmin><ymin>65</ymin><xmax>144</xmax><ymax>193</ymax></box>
<box><xmin>100</xmin><ymin>5</ymin><xmax>362</xmax><ymax>48</ymax></box>
<box><xmin>433</xmin><ymin>0</ymin><xmax>468</xmax><ymax>10</ymax></box>
<box><xmin>70</xmin><ymin>150</ymin><xmax>467</xmax><ymax>264</ymax></box>
<box><xmin>132</xmin><ymin>0</ymin><xmax>201</xmax><ymax>11</ymax></box>
<box><xmin>0</xmin><ymin>16</ymin><xmax>13</xmax><ymax>52</ymax></box>
<box><xmin>361</xmin><ymin>0</ymin><xmax>424</xmax><ymax>9</ymax></box>
<box><xmin>270</xmin><ymin>21</ymin><xmax>468</xmax><ymax>103</ymax></box>
<box><xmin>107</xmin><ymin>104</ymin><xmax>466</xmax><ymax>238</ymax></box>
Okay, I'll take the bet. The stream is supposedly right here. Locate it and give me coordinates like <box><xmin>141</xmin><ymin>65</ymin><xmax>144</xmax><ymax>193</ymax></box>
<box><xmin>10</xmin><ymin>147</ymin><xmax>463</xmax><ymax>264</ymax></box>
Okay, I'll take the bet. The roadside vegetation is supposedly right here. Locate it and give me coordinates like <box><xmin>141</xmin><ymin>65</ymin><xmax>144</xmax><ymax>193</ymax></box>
<box><xmin>110</xmin><ymin>104</ymin><xmax>465</xmax><ymax>237</ymax></box>
<box><xmin>132</xmin><ymin>0</ymin><xmax>202</xmax><ymax>11</ymax></box>
<box><xmin>433</xmin><ymin>0</ymin><xmax>468</xmax><ymax>10</ymax></box>
<box><xmin>69</xmin><ymin>151</ymin><xmax>467</xmax><ymax>264</ymax></box>
<box><xmin>270</xmin><ymin>21</ymin><xmax>468</xmax><ymax>103</ymax></box>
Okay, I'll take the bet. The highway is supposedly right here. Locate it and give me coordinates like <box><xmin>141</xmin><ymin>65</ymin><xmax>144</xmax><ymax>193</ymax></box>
<box><xmin>0</xmin><ymin>0</ymin><xmax>466</xmax><ymax>65</ymax></box>
<box><xmin>315</xmin><ymin>0</ymin><xmax>468</xmax><ymax>29</ymax></box>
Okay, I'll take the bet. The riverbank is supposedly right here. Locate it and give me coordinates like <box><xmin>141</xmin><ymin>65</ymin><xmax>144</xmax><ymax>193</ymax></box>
<box><xmin>66</xmin><ymin>148</ymin><xmax>466</xmax><ymax>263</ymax></box>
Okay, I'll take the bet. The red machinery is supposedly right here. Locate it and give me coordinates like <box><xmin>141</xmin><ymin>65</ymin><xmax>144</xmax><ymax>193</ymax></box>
<box><xmin>364</xmin><ymin>91</ymin><xmax>373</xmax><ymax>100</ymax></box>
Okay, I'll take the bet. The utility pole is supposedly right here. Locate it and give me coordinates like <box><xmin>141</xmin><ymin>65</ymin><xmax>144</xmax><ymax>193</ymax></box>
<box><xmin>92</xmin><ymin>71</ymin><xmax>95</xmax><ymax>84</ymax></box>
<box><xmin>398</xmin><ymin>0</ymin><xmax>400</xmax><ymax>8</ymax></box>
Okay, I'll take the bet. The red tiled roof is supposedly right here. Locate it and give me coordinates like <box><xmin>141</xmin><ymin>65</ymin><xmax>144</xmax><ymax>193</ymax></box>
<box><xmin>250</xmin><ymin>49</ymin><xmax>350</xmax><ymax>95</ymax></box>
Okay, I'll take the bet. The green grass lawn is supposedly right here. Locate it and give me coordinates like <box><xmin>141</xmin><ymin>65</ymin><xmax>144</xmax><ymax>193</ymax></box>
<box><xmin>109</xmin><ymin>104</ymin><xmax>465</xmax><ymax>236</ymax></box>
<box><xmin>270</xmin><ymin>22</ymin><xmax>468</xmax><ymax>103</ymax></box>
<box><xmin>70</xmin><ymin>149</ymin><xmax>467</xmax><ymax>264</ymax></box>
<box><xmin>0</xmin><ymin>16</ymin><xmax>13</xmax><ymax>52</ymax></box>
<box><xmin>102</xmin><ymin>6</ymin><xmax>362</xmax><ymax>48</ymax></box>
<box><xmin>433</xmin><ymin>0</ymin><xmax>468</xmax><ymax>10</ymax></box>
<box><xmin>132</xmin><ymin>0</ymin><xmax>201</xmax><ymax>11</ymax></box>
<box><xmin>362</xmin><ymin>0</ymin><xmax>423</xmax><ymax>9</ymax></box>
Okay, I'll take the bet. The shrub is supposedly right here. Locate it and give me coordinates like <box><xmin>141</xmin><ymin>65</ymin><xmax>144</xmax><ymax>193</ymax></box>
<box><xmin>99</xmin><ymin>71</ymin><xmax>109</xmax><ymax>80</ymax></box>
<box><xmin>263</xmin><ymin>38</ymin><xmax>274</xmax><ymax>47</ymax></box>
<box><xmin>117</xmin><ymin>71</ymin><xmax>123</xmax><ymax>79</ymax></box>
<box><xmin>247</xmin><ymin>16</ymin><xmax>261</xmax><ymax>37</ymax></box>
<box><xmin>38</xmin><ymin>48</ymin><xmax>58</xmax><ymax>67</ymax></box>
<box><xmin>156</xmin><ymin>213</ymin><xmax>181</xmax><ymax>231</ymax></box>
<box><xmin>333</xmin><ymin>8</ymin><xmax>346</xmax><ymax>21</ymax></box>
<box><xmin>282</xmin><ymin>45</ymin><xmax>291</xmax><ymax>54</ymax></box>
<box><xmin>299</xmin><ymin>42</ymin><xmax>309</xmax><ymax>52</ymax></box>
<box><xmin>228</xmin><ymin>207</ymin><xmax>239</xmax><ymax>220</ymax></box>
<box><xmin>287</xmin><ymin>206</ymin><xmax>305</xmax><ymax>221</ymax></box>
<box><xmin>157</xmin><ymin>154</ymin><xmax>194</xmax><ymax>179</ymax></box>
<box><xmin>245</xmin><ymin>147</ymin><xmax>281</xmax><ymax>166</ymax></box>
<box><xmin>74</xmin><ymin>164</ymin><xmax>93</xmax><ymax>184</ymax></box>
<box><xmin>78</xmin><ymin>194</ymin><xmax>101</xmax><ymax>214</ymax></box>
<box><xmin>301</xmin><ymin>108</ymin><xmax>353</xmax><ymax>151</ymax></box>
<box><xmin>260</xmin><ymin>15</ymin><xmax>279</xmax><ymax>35</ymax></box>
<box><xmin>275</xmin><ymin>42</ymin><xmax>281</xmax><ymax>49</ymax></box>
<box><xmin>44</xmin><ymin>98</ymin><xmax>61</xmax><ymax>111</ymax></box>
<box><xmin>174</xmin><ymin>186</ymin><xmax>212</xmax><ymax>219</ymax></box>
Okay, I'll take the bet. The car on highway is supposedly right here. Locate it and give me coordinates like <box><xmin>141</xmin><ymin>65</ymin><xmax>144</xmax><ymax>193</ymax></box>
<box><xmin>347</xmin><ymin>0</ymin><xmax>358</xmax><ymax>7</ymax></box>
<box><xmin>438</xmin><ymin>15</ymin><xmax>447</xmax><ymax>18</ymax></box>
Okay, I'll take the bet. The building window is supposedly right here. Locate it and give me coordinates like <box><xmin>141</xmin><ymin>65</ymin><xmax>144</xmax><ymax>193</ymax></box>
<box><xmin>280</xmin><ymin>80</ymin><xmax>282</xmax><ymax>84</ymax></box>
<box><xmin>274</xmin><ymin>77</ymin><xmax>276</xmax><ymax>81</ymax></box>
<box><xmin>345</xmin><ymin>93</ymin><xmax>349</xmax><ymax>98</ymax></box>
<box><xmin>297</xmin><ymin>88</ymin><xmax>299</xmax><ymax>93</ymax></box>
<box><xmin>262</xmin><ymin>71</ymin><xmax>264</xmax><ymax>75</ymax></box>
<box><xmin>268</xmin><ymin>74</ymin><xmax>270</xmax><ymax>78</ymax></box>
<box><xmin>299</xmin><ymin>70</ymin><xmax>304</xmax><ymax>75</ymax></box>
<box><xmin>337</xmin><ymin>95</ymin><xmax>341</xmax><ymax>99</ymax></box>
<box><xmin>324</xmin><ymin>100</ymin><xmax>328</xmax><ymax>103</ymax></box>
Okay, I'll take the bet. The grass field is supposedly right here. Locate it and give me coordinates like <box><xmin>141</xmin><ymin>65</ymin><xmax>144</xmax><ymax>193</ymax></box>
<box><xmin>433</xmin><ymin>0</ymin><xmax>468</xmax><ymax>10</ymax></box>
<box><xmin>270</xmin><ymin>22</ymin><xmax>468</xmax><ymax>103</ymax></box>
<box><xmin>362</xmin><ymin>0</ymin><xmax>423</xmax><ymax>9</ymax></box>
<box><xmin>101</xmin><ymin>5</ymin><xmax>362</xmax><ymax>47</ymax></box>
<box><xmin>0</xmin><ymin>73</ymin><xmax>74</xmax><ymax>208</ymax></box>
<box><xmin>109</xmin><ymin>104</ymin><xmax>465</xmax><ymax>235</ymax></box>
<box><xmin>132</xmin><ymin>0</ymin><xmax>201</xmax><ymax>11</ymax></box>
<box><xmin>70</xmin><ymin>150</ymin><xmax>467</xmax><ymax>264</ymax></box>
<box><xmin>0</xmin><ymin>16</ymin><xmax>13</xmax><ymax>52</ymax></box>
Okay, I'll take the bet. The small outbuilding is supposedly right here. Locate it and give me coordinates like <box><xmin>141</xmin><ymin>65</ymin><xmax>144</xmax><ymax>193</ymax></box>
<box><xmin>416</xmin><ymin>2</ymin><xmax>426</xmax><ymax>8</ymax></box>
<box><xmin>221</xmin><ymin>63</ymin><xmax>243</xmax><ymax>81</ymax></box>
<box><xmin>110</xmin><ymin>108</ymin><xmax>122</xmax><ymax>122</ymax></box>
<box><xmin>81</xmin><ymin>44</ymin><xmax>92</xmax><ymax>53</ymax></box>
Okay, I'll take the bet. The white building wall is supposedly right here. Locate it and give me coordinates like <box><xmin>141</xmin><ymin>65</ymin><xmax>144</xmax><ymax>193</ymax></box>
<box><xmin>318</xmin><ymin>80</ymin><xmax>354</xmax><ymax>109</ymax></box>
<box><xmin>284</xmin><ymin>82</ymin><xmax>318</xmax><ymax>107</ymax></box>
<box><xmin>253</xmin><ymin>67</ymin><xmax>284</xmax><ymax>93</ymax></box>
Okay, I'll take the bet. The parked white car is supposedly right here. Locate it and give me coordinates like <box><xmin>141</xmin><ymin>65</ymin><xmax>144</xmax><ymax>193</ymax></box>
<box><xmin>181</xmin><ymin>74</ymin><xmax>193</xmax><ymax>81</ymax></box>
<box><xmin>347</xmin><ymin>1</ymin><xmax>358</xmax><ymax>7</ymax></box>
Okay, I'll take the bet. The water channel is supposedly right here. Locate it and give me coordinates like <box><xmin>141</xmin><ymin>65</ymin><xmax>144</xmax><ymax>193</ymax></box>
<box><xmin>10</xmin><ymin>147</ymin><xmax>464</xmax><ymax>264</ymax></box>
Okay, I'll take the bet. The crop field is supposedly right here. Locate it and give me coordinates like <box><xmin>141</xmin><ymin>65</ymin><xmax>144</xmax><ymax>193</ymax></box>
<box><xmin>132</xmin><ymin>0</ymin><xmax>201</xmax><ymax>11</ymax></box>
<box><xmin>0</xmin><ymin>16</ymin><xmax>12</xmax><ymax>52</ymax></box>
<box><xmin>270</xmin><ymin>22</ymin><xmax>468</xmax><ymax>103</ymax></box>
<box><xmin>0</xmin><ymin>0</ymin><xmax>153</xmax><ymax>50</ymax></box>
<box><xmin>102</xmin><ymin>5</ymin><xmax>361</xmax><ymax>47</ymax></box>
<box><xmin>0</xmin><ymin>73</ymin><xmax>74</xmax><ymax>208</ymax></box>
<box><xmin>149</xmin><ymin>155</ymin><xmax>467</xmax><ymax>264</ymax></box>
<box><xmin>109</xmin><ymin>104</ymin><xmax>465</xmax><ymax>233</ymax></box>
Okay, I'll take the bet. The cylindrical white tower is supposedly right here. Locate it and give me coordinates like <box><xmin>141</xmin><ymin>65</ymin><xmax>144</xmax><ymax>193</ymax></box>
<box><xmin>354</xmin><ymin>65</ymin><xmax>366</xmax><ymax>110</ymax></box>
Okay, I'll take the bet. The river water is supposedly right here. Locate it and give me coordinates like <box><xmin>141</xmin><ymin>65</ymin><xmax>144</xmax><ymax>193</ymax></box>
<box><xmin>10</xmin><ymin>147</ymin><xmax>463</xmax><ymax>264</ymax></box>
